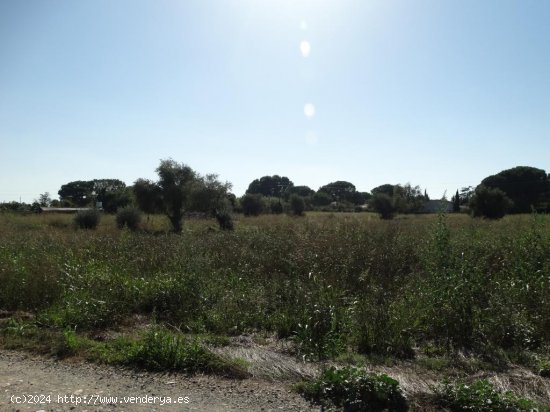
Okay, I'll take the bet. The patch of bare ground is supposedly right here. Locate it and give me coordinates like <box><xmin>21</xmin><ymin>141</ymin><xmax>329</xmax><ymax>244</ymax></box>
<box><xmin>0</xmin><ymin>350</ymin><xmax>319</xmax><ymax>411</ymax></box>
<box><xmin>208</xmin><ymin>334</ymin><xmax>318</xmax><ymax>382</ymax></box>
<box><xmin>372</xmin><ymin>362</ymin><xmax>550</xmax><ymax>409</ymax></box>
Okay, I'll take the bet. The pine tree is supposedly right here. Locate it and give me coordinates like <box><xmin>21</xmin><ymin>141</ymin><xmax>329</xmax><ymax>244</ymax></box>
<box><xmin>453</xmin><ymin>189</ymin><xmax>460</xmax><ymax>213</ymax></box>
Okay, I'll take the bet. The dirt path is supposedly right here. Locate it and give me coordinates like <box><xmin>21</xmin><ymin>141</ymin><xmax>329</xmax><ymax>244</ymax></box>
<box><xmin>0</xmin><ymin>350</ymin><xmax>319</xmax><ymax>412</ymax></box>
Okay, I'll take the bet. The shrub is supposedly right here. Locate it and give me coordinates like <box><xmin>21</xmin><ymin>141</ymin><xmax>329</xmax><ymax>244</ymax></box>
<box><xmin>214</xmin><ymin>209</ymin><xmax>234</xmax><ymax>231</ymax></box>
<box><xmin>240</xmin><ymin>194</ymin><xmax>264</xmax><ymax>216</ymax></box>
<box><xmin>74</xmin><ymin>209</ymin><xmax>100</xmax><ymax>229</ymax></box>
<box><xmin>370</xmin><ymin>193</ymin><xmax>395</xmax><ymax>220</ymax></box>
<box><xmin>470</xmin><ymin>185</ymin><xmax>513</xmax><ymax>219</ymax></box>
<box><xmin>289</xmin><ymin>194</ymin><xmax>305</xmax><ymax>216</ymax></box>
<box><xmin>436</xmin><ymin>379</ymin><xmax>539</xmax><ymax>412</ymax></box>
<box><xmin>298</xmin><ymin>366</ymin><xmax>408</xmax><ymax>411</ymax></box>
<box><xmin>116</xmin><ymin>206</ymin><xmax>142</xmax><ymax>230</ymax></box>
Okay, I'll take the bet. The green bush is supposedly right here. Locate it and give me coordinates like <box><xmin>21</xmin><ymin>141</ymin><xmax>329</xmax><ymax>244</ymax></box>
<box><xmin>214</xmin><ymin>209</ymin><xmax>234</xmax><ymax>230</ymax></box>
<box><xmin>436</xmin><ymin>379</ymin><xmax>539</xmax><ymax>412</ymax></box>
<box><xmin>298</xmin><ymin>366</ymin><xmax>407</xmax><ymax>411</ymax></box>
<box><xmin>470</xmin><ymin>185</ymin><xmax>513</xmax><ymax>219</ymax></box>
<box><xmin>116</xmin><ymin>206</ymin><xmax>142</xmax><ymax>230</ymax></box>
<box><xmin>370</xmin><ymin>193</ymin><xmax>395</xmax><ymax>220</ymax></box>
<box><xmin>240</xmin><ymin>194</ymin><xmax>264</xmax><ymax>216</ymax></box>
<box><xmin>289</xmin><ymin>194</ymin><xmax>305</xmax><ymax>216</ymax></box>
<box><xmin>74</xmin><ymin>209</ymin><xmax>100</xmax><ymax>229</ymax></box>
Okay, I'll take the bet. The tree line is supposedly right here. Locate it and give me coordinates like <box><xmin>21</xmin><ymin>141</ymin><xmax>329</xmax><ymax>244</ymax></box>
<box><xmin>2</xmin><ymin>163</ymin><xmax>549</xmax><ymax>231</ymax></box>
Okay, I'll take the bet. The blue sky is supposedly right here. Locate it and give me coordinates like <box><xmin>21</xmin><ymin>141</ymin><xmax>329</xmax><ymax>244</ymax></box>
<box><xmin>1</xmin><ymin>0</ymin><xmax>549</xmax><ymax>202</ymax></box>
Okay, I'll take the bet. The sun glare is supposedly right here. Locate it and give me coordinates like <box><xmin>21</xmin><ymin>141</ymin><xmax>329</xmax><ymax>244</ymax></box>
<box><xmin>304</xmin><ymin>103</ymin><xmax>315</xmax><ymax>118</ymax></box>
<box><xmin>300</xmin><ymin>41</ymin><xmax>311</xmax><ymax>57</ymax></box>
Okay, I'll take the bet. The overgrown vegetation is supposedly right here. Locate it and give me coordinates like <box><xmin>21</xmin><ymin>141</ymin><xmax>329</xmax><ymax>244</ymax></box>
<box><xmin>1</xmin><ymin>212</ymin><xmax>549</xmax><ymax>357</ymax></box>
<box><xmin>435</xmin><ymin>379</ymin><xmax>545</xmax><ymax>412</ymax></box>
<box><xmin>0</xmin><ymin>211</ymin><xmax>549</xmax><ymax>407</ymax></box>
<box><xmin>297</xmin><ymin>366</ymin><xmax>407</xmax><ymax>411</ymax></box>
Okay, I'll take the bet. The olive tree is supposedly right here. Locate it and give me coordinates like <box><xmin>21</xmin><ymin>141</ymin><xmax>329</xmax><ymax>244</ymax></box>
<box><xmin>134</xmin><ymin>159</ymin><xmax>232</xmax><ymax>232</ymax></box>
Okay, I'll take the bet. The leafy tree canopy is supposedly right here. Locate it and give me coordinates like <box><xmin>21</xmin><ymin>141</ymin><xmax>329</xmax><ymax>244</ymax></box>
<box><xmin>481</xmin><ymin>166</ymin><xmax>550</xmax><ymax>213</ymax></box>
<box><xmin>371</xmin><ymin>183</ymin><xmax>426</xmax><ymax>213</ymax></box>
<box><xmin>312</xmin><ymin>191</ymin><xmax>332</xmax><ymax>207</ymax></box>
<box><xmin>286</xmin><ymin>185</ymin><xmax>315</xmax><ymax>198</ymax></box>
<box><xmin>155</xmin><ymin>159</ymin><xmax>197</xmax><ymax>232</ymax></box>
<box><xmin>393</xmin><ymin>183</ymin><xmax>425</xmax><ymax>213</ymax></box>
<box><xmin>135</xmin><ymin>159</ymin><xmax>232</xmax><ymax>232</ymax></box>
<box><xmin>371</xmin><ymin>184</ymin><xmax>395</xmax><ymax>197</ymax></box>
<box><xmin>188</xmin><ymin>173</ymin><xmax>233</xmax><ymax>214</ymax></box>
<box><xmin>246</xmin><ymin>175</ymin><xmax>294</xmax><ymax>198</ymax></box>
<box><xmin>133</xmin><ymin>179</ymin><xmax>163</xmax><ymax>215</ymax></box>
<box><xmin>459</xmin><ymin>186</ymin><xmax>475</xmax><ymax>205</ymax></box>
<box><xmin>58</xmin><ymin>180</ymin><xmax>95</xmax><ymax>207</ymax></box>
<box><xmin>318</xmin><ymin>181</ymin><xmax>363</xmax><ymax>204</ymax></box>
<box><xmin>470</xmin><ymin>185</ymin><xmax>513</xmax><ymax>219</ymax></box>
<box><xmin>58</xmin><ymin>179</ymin><xmax>129</xmax><ymax>211</ymax></box>
<box><xmin>37</xmin><ymin>192</ymin><xmax>52</xmax><ymax>207</ymax></box>
<box><xmin>93</xmin><ymin>179</ymin><xmax>129</xmax><ymax>213</ymax></box>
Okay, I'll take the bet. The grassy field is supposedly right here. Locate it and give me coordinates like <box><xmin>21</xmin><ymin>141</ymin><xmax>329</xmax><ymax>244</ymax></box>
<box><xmin>1</xmin><ymin>211</ymin><xmax>549</xmax><ymax>409</ymax></box>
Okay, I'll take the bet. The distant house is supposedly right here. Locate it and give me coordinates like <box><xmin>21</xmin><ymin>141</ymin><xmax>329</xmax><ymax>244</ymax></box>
<box><xmin>421</xmin><ymin>200</ymin><xmax>453</xmax><ymax>213</ymax></box>
<box><xmin>39</xmin><ymin>207</ymin><xmax>92</xmax><ymax>214</ymax></box>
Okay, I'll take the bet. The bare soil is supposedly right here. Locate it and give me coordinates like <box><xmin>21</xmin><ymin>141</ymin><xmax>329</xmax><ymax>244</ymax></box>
<box><xmin>0</xmin><ymin>350</ymin><xmax>319</xmax><ymax>412</ymax></box>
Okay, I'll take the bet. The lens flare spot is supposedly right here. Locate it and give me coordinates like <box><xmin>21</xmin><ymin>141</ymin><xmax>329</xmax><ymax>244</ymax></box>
<box><xmin>304</xmin><ymin>103</ymin><xmax>315</xmax><ymax>119</ymax></box>
<box><xmin>300</xmin><ymin>20</ymin><xmax>308</xmax><ymax>31</ymax></box>
<box><xmin>300</xmin><ymin>41</ymin><xmax>311</xmax><ymax>58</ymax></box>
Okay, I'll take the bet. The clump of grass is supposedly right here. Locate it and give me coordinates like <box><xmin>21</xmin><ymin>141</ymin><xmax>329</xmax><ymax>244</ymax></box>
<box><xmin>297</xmin><ymin>366</ymin><xmax>408</xmax><ymax>411</ymax></box>
<box><xmin>1</xmin><ymin>320</ymin><xmax>248</xmax><ymax>378</ymax></box>
<box><xmin>128</xmin><ymin>326</ymin><xmax>249</xmax><ymax>378</ymax></box>
<box><xmin>435</xmin><ymin>379</ymin><xmax>541</xmax><ymax>412</ymax></box>
<box><xmin>116</xmin><ymin>206</ymin><xmax>142</xmax><ymax>230</ymax></box>
<box><xmin>74</xmin><ymin>209</ymin><xmax>100</xmax><ymax>229</ymax></box>
<box><xmin>53</xmin><ymin>329</ymin><xmax>82</xmax><ymax>358</ymax></box>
